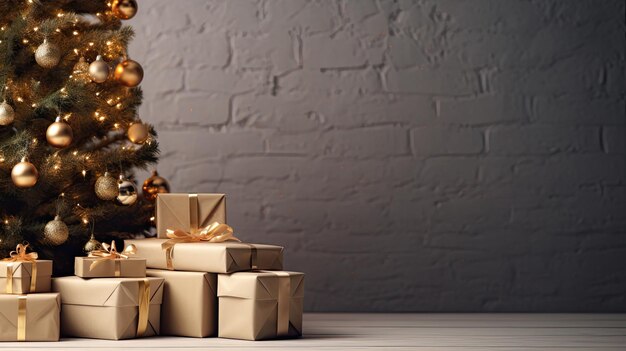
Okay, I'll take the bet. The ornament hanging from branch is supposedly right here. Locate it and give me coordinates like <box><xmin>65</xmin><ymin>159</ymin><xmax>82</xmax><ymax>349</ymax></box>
<box><xmin>46</xmin><ymin>116</ymin><xmax>73</xmax><ymax>148</ymax></box>
<box><xmin>142</xmin><ymin>170</ymin><xmax>170</xmax><ymax>201</ymax></box>
<box><xmin>95</xmin><ymin>171</ymin><xmax>118</xmax><ymax>200</ymax></box>
<box><xmin>127</xmin><ymin>122</ymin><xmax>149</xmax><ymax>144</ymax></box>
<box><xmin>112</xmin><ymin>0</ymin><xmax>138</xmax><ymax>20</ymax></box>
<box><xmin>35</xmin><ymin>39</ymin><xmax>61</xmax><ymax>68</ymax></box>
<box><xmin>89</xmin><ymin>55</ymin><xmax>110</xmax><ymax>83</ymax></box>
<box><xmin>114</xmin><ymin>58</ymin><xmax>143</xmax><ymax>87</ymax></box>
<box><xmin>0</xmin><ymin>101</ymin><xmax>15</xmax><ymax>126</ymax></box>
<box><xmin>116</xmin><ymin>174</ymin><xmax>138</xmax><ymax>206</ymax></box>
<box><xmin>12</xmin><ymin>157</ymin><xmax>38</xmax><ymax>188</ymax></box>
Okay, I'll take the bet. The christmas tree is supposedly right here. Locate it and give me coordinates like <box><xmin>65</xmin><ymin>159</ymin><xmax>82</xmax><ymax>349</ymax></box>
<box><xmin>0</xmin><ymin>0</ymin><xmax>160</xmax><ymax>275</ymax></box>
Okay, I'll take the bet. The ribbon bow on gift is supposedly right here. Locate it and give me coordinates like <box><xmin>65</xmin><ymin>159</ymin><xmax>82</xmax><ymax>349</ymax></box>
<box><xmin>88</xmin><ymin>241</ymin><xmax>137</xmax><ymax>271</ymax></box>
<box><xmin>161</xmin><ymin>222</ymin><xmax>240</xmax><ymax>270</ymax></box>
<box><xmin>2</xmin><ymin>243</ymin><xmax>39</xmax><ymax>294</ymax></box>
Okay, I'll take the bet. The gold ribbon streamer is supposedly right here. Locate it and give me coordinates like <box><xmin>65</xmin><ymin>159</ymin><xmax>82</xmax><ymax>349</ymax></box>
<box><xmin>136</xmin><ymin>278</ymin><xmax>150</xmax><ymax>337</ymax></box>
<box><xmin>17</xmin><ymin>295</ymin><xmax>27</xmax><ymax>341</ymax></box>
<box><xmin>6</xmin><ymin>263</ymin><xmax>13</xmax><ymax>294</ymax></box>
<box><xmin>3</xmin><ymin>244</ymin><xmax>38</xmax><ymax>293</ymax></box>
<box><xmin>162</xmin><ymin>222</ymin><xmax>240</xmax><ymax>270</ymax></box>
<box><xmin>272</xmin><ymin>271</ymin><xmax>291</xmax><ymax>337</ymax></box>
<box><xmin>88</xmin><ymin>241</ymin><xmax>137</xmax><ymax>273</ymax></box>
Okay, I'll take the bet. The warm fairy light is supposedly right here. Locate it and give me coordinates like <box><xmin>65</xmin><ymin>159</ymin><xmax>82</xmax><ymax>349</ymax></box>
<box><xmin>4</xmin><ymin>219</ymin><xmax>8</xmax><ymax>225</ymax></box>
<box><xmin>16</xmin><ymin>97</ymin><xmax>23</xmax><ymax>102</ymax></box>
<box><xmin>31</xmin><ymin>103</ymin><xmax>37</xmax><ymax>108</ymax></box>
<box><xmin>73</xmin><ymin>48</ymin><xmax>79</xmax><ymax>54</ymax></box>
<box><xmin>57</xmin><ymin>13</ymin><xmax>64</xmax><ymax>17</ymax></box>
<box><xmin>95</xmin><ymin>92</ymin><xmax>101</xmax><ymax>96</ymax></box>
<box><xmin>73</xmin><ymin>151</ymin><xmax>78</xmax><ymax>156</ymax></box>
<box><xmin>150</xmin><ymin>216</ymin><xmax>155</xmax><ymax>222</ymax></box>
<box><xmin>73</xmin><ymin>31</ymin><xmax>79</xmax><ymax>36</ymax></box>
<box><xmin>33</xmin><ymin>27</ymin><xmax>39</xmax><ymax>32</ymax></box>
<box><xmin>82</xmin><ymin>217</ymin><xmax>89</xmax><ymax>224</ymax></box>
<box><xmin>106</xmin><ymin>41</ymin><xmax>112</xmax><ymax>46</ymax></box>
<box><xmin>64</xmin><ymin>113</ymin><xmax>72</xmax><ymax>120</ymax></box>
<box><xmin>113</xmin><ymin>123</ymin><xmax>120</xmax><ymax>128</ymax></box>
<box><xmin>85</xmin><ymin>156</ymin><xmax>90</xmax><ymax>160</ymax></box>
<box><xmin>0</xmin><ymin>156</ymin><xmax>4</xmax><ymax>162</ymax></box>
<box><xmin>22</xmin><ymin>39</ymin><xmax>29</xmax><ymax>44</ymax></box>
<box><xmin>32</xmin><ymin>138</ymin><xmax>37</xmax><ymax>144</ymax></box>
<box><xmin>60</xmin><ymin>193</ymin><xmax>65</xmax><ymax>197</ymax></box>
<box><xmin>89</xmin><ymin>42</ymin><xmax>95</xmax><ymax>47</ymax></box>
<box><xmin>82</xmin><ymin>170</ymin><xmax>87</xmax><ymax>177</ymax></box>
<box><xmin>54</xmin><ymin>164</ymin><xmax>60</xmax><ymax>170</ymax></box>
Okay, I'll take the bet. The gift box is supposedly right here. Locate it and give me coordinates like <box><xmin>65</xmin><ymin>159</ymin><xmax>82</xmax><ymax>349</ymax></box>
<box><xmin>125</xmin><ymin>238</ymin><xmax>283</xmax><ymax>273</ymax></box>
<box><xmin>0</xmin><ymin>293</ymin><xmax>60</xmax><ymax>341</ymax></box>
<box><xmin>75</xmin><ymin>257</ymin><xmax>146</xmax><ymax>278</ymax></box>
<box><xmin>156</xmin><ymin>193</ymin><xmax>226</xmax><ymax>238</ymax></box>
<box><xmin>218</xmin><ymin>271</ymin><xmax>304</xmax><ymax>340</ymax></box>
<box><xmin>52</xmin><ymin>276</ymin><xmax>164</xmax><ymax>340</ymax></box>
<box><xmin>147</xmin><ymin>269</ymin><xmax>217</xmax><ymax>337</ymax></box>
<box><xmin>0</xmin><ymin>260</ymin><xmax>52</xmax><ymax>294</ymax></box>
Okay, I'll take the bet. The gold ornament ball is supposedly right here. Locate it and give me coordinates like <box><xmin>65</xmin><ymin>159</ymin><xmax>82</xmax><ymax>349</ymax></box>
<box><xmin>95</xmin><ymin>172</ymin><xmax>119</xmax><ymax>200</ymax></box>
<box><xmin>127</xmin><ymin>122</ymin><xmax>149</xmax><ymax>144</ymax></box>
<box><xmin>83</xmin><ymin>234</ymin><xmax>102</xmax><ymax>253</ymax></box>
<box><xmin>114</xmin><ymin>59</ymin><xmax>143</xmax><ymax>87</ymax></box>
<box><xmin>46</xmin><ymin>117</ymin><xmax>73</xmax><ymax>148</ymax></box>
<box><xmin>44</xmin><ymin>215</ymin><xmax>69</xmax><ymax>246</ymax></box>
<box><xmin>35</xmin><ymin>39</ymin><xmax>61</xmax><ymax>69</ymax></box>
<box><xmin>11</xmin><ymin>159</ymin><xmax>38</xmax><ymax>188</ymax></box>
<box><xmin>112</xmin><ymin>0</ymin><xmax>138</xmax><ymax>20</ymax></box>
<box><xmin>142</xmin><ymin>170</ymin><xmax>170</xmax><ymax>201</ymax></box>
<box><xmin>89</xmin><ymin>55</ymin><xmax>110</xmax><ymax>83</ymax></box>
<box><xmin>0</xmin><ymin>101</ymin><xmax>15</xmax><ymax>126</ymax></box>
<box><xmin>116</xmin><ymin>175</ymin><xmax>138</xmax><ymax>206</ymax></box>
<box><xmin>72</xmin><ymin>57</ymin><xmax>91</xmax><ymax>85</ymax></box>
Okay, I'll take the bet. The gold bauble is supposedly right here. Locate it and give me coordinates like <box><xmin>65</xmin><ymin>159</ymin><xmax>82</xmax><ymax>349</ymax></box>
<box><xmin>89</xmin><ymin>55</ymin><xmax>110</xmax><ymax>83</ymax></box>
<box><xmin>35</xmin><ymin>39</ymin><xmax>61</xmax><ymax>69</ymax></box>
<box><xmin>114</xmin><ymin>59</ymin><xmax>143</xmax><ymax>87</ymax></box>
<box><xmin>116</xmin><ymin>175</ymin><xmax>138</xmax><ymax>206</ymax></box>
<box><xmin>46</xmin><ymin>117</ymin><xmax>73</xmax><ymax>148</ymax></box>
<box><xmin>83</xmin><ymin>234</ymin><xmax>101</xmax><ymax>253</ymax></box>
<box><xmin>112</xmin><ymin>0</ymin><xmax>138</xmax><ymax>20</ymax></box>
<box><xmin>11</xmin><ymin>158</ymin><xmax>38</xmax><ymax>188</ymax></box>
<box><xmin>127</xmin><ymin>122</ymin><xmax>149</xmax><ymax>144</ymax></box>
<box><xmin>95</xmin><ymin>172</ymin><xmax>119</xmax><ymax>200</ymax></box>
<box><xmin>142</xmin><ymin>170</ymin><xmax>170</xmax><ymax>201</ymax></box>
<box><xmin>72</xmin><ymin>57</ymin><xmax>91</xmax><ymax>85</ymax></box>
<box><xmin>0</xmin><ymin>101</ymin><xmax>15</xmax><ymax>126</ymax></box>
<box><xmin>44</xmin><ymin>215</ymin><xmax>69</xmax><ymax>245</ymax></box>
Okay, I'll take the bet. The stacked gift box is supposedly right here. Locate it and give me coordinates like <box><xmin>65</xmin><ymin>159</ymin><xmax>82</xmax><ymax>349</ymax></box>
<box><xmin>38</xmin><ymin>193</ymin><xmax>304</xmax><ymax>341</ymax></box>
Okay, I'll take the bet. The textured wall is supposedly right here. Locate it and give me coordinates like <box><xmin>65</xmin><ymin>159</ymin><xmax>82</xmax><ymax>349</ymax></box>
<box><xmin>128</xmin><ymin>0</ymin><xmax>626</xmax><ymax>312</ymax></box>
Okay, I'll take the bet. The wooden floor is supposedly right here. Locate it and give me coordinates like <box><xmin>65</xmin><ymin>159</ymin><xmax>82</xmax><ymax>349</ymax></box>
<box><xmin>2</xmin><ymin>313</ymin><xmax>626</xmax><ymax>350</ymax></box>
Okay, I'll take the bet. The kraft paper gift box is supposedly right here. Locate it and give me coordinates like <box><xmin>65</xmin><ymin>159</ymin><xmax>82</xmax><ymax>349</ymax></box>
<box><xmin>52</xmin><ymin>276</ymin><xmax>164</xmax><ymax>340</ymax></box>
<box><xmin>0</xmin><ymin>293</ymin><xmax>60</xmax><ymax>341</ymax></box>
<box><xmin>218</xmin><ymin>271</ymin><xmax>304</xmax><ymax>341</ymax></box>
<box><xmin>125</xmin><ymin>238</ymin><xmax>283</xmax><ymax>273</ymax></box>
<box><xmin>0</xmin><ymin>260</ymin><xmax>52</xmax><ymax>294</ymax></box>
<box><xmin>75</xmin><ymin>257</ymin><xmax>146</xmax><ymax>278</ymax></box>
<box><xmin>147</xmin><ymin>269</ymin><xmax>217</xmax><ymax>337</ymax></box>
<box><xmin>156</xmin><ymin>193</ymin><xmax>226</xmax><ymax>239</ymax></box>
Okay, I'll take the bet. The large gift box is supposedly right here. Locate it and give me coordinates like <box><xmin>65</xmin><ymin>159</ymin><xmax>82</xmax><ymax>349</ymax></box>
<box><xmin>218</xmin><ymin>271</ymin><xmax>304</xmax><ymax>340</ymax></box>
<box><xmin>75</xmin><ymin>257</ymin><xmax>146</xmax><ymax>278</ymax></box>
<box><xmin>0</xmin><ymin>293</ymin><xmax>61</xmax><ymax>341</ymax></box>
<box><xmin>52</xmin><ymin>276</ymin><xmax>164</xmax><ymax>340</ymax></box>
<box><xmin>156</xmin><ymin>193</ymin><xmax>226</xmax><ymax>238</ymax></box>
<box><xmin>147</xmin><ymin>269</ymin><xmax>217</xmax><ymax>337</ymax></box>
<box><xmin>126</xmin><ymin>239</ymin><xmax>283</xmax><ymax>273</ymax></box>
<box><xmin>0</xmin><ymin>260</ymin><xmax>52</xmax><ymax>294</ymax></box>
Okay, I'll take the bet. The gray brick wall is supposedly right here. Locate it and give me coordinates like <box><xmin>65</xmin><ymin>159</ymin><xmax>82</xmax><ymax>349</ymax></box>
<box><xmin>129</xmin><ymin>0</ymin><xmax>626</xmax><ymax>312</ymax></box>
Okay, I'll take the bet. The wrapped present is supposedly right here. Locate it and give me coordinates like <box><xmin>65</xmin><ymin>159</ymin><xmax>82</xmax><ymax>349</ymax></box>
<box><xmin>147</xmin><ymin>269</ymin><xmax>217</xmax><ymax>337</ymax></box>
<box><xmin>0</xmin><ymin>293</ymin><xmax>60</xmax><ymax>341</ymax></box>
<box><xmin>75</xmin><ymin>241</ymin><xmax>146</xmax><ymax>278</ymax></box>
<box><xmin>126</xmin><ymin>232</ymin><xmax>283</xmax><ymax>273</ymax></box>
<box><xmin>52</xmin><ymin>276</ymin><xmax>164</xmax><ymax>340</ymax></box>
<box><xmin>0</xmin><ymin>244</ymin><xmax>52</xmax><ymax>294</ymax></box>
<box><xmin>156</xmin><ymin>193</ymin><xmax>226</xmax><ymax>239</ymax></box>
<box><xmin>218</xmin><ymin>271</ymin><xmax>304</xmax><ymax>340</ymax></box>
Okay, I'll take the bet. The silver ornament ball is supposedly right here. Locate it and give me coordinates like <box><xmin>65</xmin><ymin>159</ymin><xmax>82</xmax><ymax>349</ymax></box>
<box><xmin>0</xmin><ymin>101</ymin><xmax>15</xmax><ymax>126</ymax></box>
<box><xmin>44</xmin><ymin>215</ymin><xmax>69</xmax><ymax>245</ymax></box>
<box><xmin>116</xmin><ymin>175</ymin><xmax>138</xmax><ymax>206</ymax></box>
<box><xmin>35</xmin><ymin>39</ymin><xmax>61</xmax><ymax>69</ymax></box>
<box><xmin>89</xmin><ymin>55</ymin><xmax>110</xmax><ymax>83</ymax></box>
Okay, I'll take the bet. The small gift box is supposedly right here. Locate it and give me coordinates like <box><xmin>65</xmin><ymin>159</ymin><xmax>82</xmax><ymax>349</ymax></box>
<box><xmin>147</xmin><ymin>269</ymin><xmax>217</xmax><ymax>337</ymax></box>
<box><xmin>75</xmin><ymin>241</ymin><xmax>146</xmax><ymax>278</ymax></box>
<box><xmin>218</xmin><ymin>271</ymin><xmax>304</xmax><ymax>340</ymax></box>
<box><xmin>0</xmin><ymin>293</ymin><xmax>61</xmax><ymax>341</ymax></box>
<box><xmin>126</xmin><ymin>225</ymin><xmax>283</xmax><ymax>273</ymax></box>
<box><xmin>0</xmin><ymin>244</ymin><xmax>52</xmax><ymax>294</ymax></box>
<box><xmin>52</xmin><ymin>276</ymin><xmax>164</xmax><ymax>340</ymax></box>
<box><xmin>156</xmin><ymin>193</ymin><xmax>226</xmax><ymax>238</ymax></box>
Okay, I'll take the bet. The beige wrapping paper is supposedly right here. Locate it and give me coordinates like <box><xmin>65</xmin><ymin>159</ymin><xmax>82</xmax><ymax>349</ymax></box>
<box><xmin>75</xmin><ymin>257</ymin><xmax>146</xmax><ymax>278</ymax></box>
<box><xmin>0</xmin><ymin>293</ymin><xmax>60</xmax><ymax>341</ymax></box>
<box><xmin>125</xmin><ymin>238</ymin><xmax>283</xmax><ymax>273</ymax></box>
<box><xmin>147</xmin><ymin>269</ymin><xmax>217</xmax><ymax>337</ymax></box>
<box><xmin>0</xmin><ymin>260</ymin><xmax>52</xmax><ymax>294</ymax></box>
<box><xmin>218</xmin><ymin>271</ymin><xmax>304</xmax><ymax>340</ymax></box>
<box><xmin>156</xmin><ymin>193</ymin><xmax>226</xmax><ymax>239</ymax></box>
<box><xmin>52</xmin><ymin>276</ymin><xmax>164</xmax><ymax>340</ymax></box>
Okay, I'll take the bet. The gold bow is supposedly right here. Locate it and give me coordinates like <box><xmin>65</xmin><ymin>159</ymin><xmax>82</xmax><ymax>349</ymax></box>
<box><xmin>3</xmin><ymin>243</ymin><xmax>38</xmax><ymax>293</ymax></box>
<box><xmin>88</xmin><ymin>241</ymin><xmax>137</xmax><ymax>273</ymax></box>
<box><xmin>161</xmin><ymin>222</ymin><xmax>240</xmax><ymax>270</ymax></box>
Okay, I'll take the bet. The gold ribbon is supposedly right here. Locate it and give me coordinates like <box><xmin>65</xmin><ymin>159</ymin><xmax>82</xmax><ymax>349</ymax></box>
<box><xmin>3</xmin><ymin>244</ymin><xmax>38</xmax><ymax>293</ymax></box>
<box><xmin>162</xmin><ymin>222</ymin><xmax>240</xmax><ymax>270</ymax></box>
<box><xmin>136</xmin><ymin>278</ymin><xmax>150</xmax><ymax>337</ymax></box>
<box><xmin>88</xmin><ymin>241</ymin><xmax>137</xmax><ymax>276</ymax></box>
<box><xmin>17</xmin><ymin>295</ymin><xmax>27</xmax><ymax>341</ymax></box>
<box><xmin>271</xmin><ymin>271</ymin><xmax>291</xmax><ymax>337</ymax></box>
